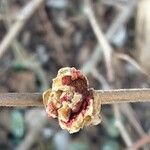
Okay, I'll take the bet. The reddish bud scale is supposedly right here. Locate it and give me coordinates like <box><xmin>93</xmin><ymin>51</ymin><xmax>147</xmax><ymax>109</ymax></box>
<box><xmin>60</xmin><ymin>94</ymin><xmax>70</xmax><ymax>102</ymax></box>
<box><xmin>65</xmin><ymin>90</ymin><xmax>93</xmax><ymax>127</ymax></box>
<box><xmin>62</xmin><ymin>76</ymin><xmax>72</xmax><ymax>85</ymax></box>
<box><xmin>70</xmin><ymin>68</ymin><xmax>81</xmax><ymax>80</ymax></box>
<box><xmin>47</xmin><ymin>102</ymin><xmax>58</xmax><ymax>116</ymax></box>
<box><xmin>60</xmin><ymin>68</ymin><xmax>93</xmax><ymax>127</ymax></box>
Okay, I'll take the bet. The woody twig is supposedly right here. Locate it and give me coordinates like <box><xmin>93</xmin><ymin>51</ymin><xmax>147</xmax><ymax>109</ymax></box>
<box><xmin>0</xmin><ymin>88</ymin><xmax>150</xmax><ymax>107</ymax></box>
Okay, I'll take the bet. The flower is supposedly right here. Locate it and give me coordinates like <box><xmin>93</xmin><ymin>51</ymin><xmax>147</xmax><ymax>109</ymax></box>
<box><xmin>43</xmin><ymin>67</ymin><xmax>101</xmax><ymax>133</ymax></box>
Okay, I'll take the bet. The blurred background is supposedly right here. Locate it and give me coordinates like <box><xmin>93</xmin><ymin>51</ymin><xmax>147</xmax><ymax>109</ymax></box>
<box><xmin>0</xmin><ymin>0</ymin><xmax>150</xmax><ymax>149</ymax></box>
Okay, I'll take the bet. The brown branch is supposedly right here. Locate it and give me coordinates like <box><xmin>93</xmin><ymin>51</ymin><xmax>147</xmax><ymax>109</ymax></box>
<box><xmin>99</xmin><ymin>88</ymin><xmax>150</xmax><ymax>104</ymax></box>
<box><xmin>0</xmin><ymin>93</ymin><xmax>43</xmax><ymax>107</ymax></box>
<box><xmin>0</xmin><ymin>88</ymin><xmax>150</xmax><ymax>107</ymax></box>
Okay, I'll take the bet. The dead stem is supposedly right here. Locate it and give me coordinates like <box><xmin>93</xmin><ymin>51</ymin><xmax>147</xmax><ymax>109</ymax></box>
<box><xmin>84</xmin><ymin>0</ymin><xmax>114</xmax><ymax>81</ymax></box>
<box><xmin>0</xmin><ymin>0</ymin><xmax>44</xmax><ymax>58</ymax></box>
<box><xmin>120</xmin><ymin>104</ymin><xmax>146</xmax><ymax>136</ymax></box>
<box><xmin>127</xmin><ymin>135</ymin><xmax>150</xmax><ymax>150</ymax></box>
<box><xmin>113</xmin><ymin>104</ymin><xmax>133</xmax><ymax>146</ymax></box>
<box><xmin>81</xmin><ymin>0</ymin><xmax>136</xmax><ymax>75</ymax></box>
<box><xmin>116</xmin><ymin>53</ymin><xmax>150</xmax><ymax>77</ymax></box>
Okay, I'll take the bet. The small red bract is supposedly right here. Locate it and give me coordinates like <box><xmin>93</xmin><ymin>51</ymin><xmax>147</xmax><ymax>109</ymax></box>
<box><xmin>60</xmin><ymin>94</ymin><xmax>70</xmax><ymax>102</ymax></box>
<box><xmin>62</xmin><ymin>76</ymin><xmax>72</xmax><ymax>85</ymax></box>
<box><xmin>47</xmin><ymin>102</ymin><xmax>58</xmax><ymax>116</ymax></box>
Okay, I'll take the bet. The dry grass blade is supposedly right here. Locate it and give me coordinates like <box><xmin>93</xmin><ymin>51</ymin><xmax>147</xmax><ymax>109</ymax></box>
<box><xmin>0</xmin><ymin>0</ymin><xmax>44</xmax><ymax>58</ymax></box>
<box><xmin>136</xmin><ymin>0</ymin><xmax>150</xmax><ymax>74</ymax></box>
<box><xmin>116</xmin><ymin>53</ymin><xmax>150</xmax><ymax>77</ymax></box>
<box><xmin>113</xmin><ymin>104</ymin><xmax>133</xmax><ymax>147</ymax></box>
<box><xmin>81</xmin><ymin>0</ymin><xmax>136</xmax><ymax>75</ymax></box>
<box><xmin>127</xmin><ymin>135</ymin><xmax>150</xmax><ymax>150</ymax></box>
<box><xmin>84</xmin><ymin>0</ymin><xmax>114</xmax><ymax>81</ymax></box>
